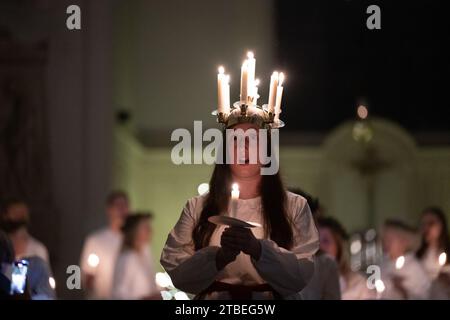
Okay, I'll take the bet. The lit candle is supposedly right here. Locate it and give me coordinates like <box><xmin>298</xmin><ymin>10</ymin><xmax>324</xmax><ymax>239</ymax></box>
<box><xmin>267</xmin><ymin>71</ymin><xmax>279</xmax><ymax>113</ymax></box>
<box><xmin>240</xmin><ymin>61</ymin><xmax>248</xmax><ymax>105</ymax></box>
<box><xmin>224</xmin><ymin>74</ymin><xmax>230</xmax><ymax>113</ymax></box>
<box><xmin>439</xmin><ymin>252</ymin><xmax>447</xmax><ymax>266</ymax></box>
<box><xmin>217</xmin><ymin>66</ymin><xmax>228</xmax><ymax>113</ymax></box>
<box><xmin>230</xmin><ymin>183</ymin><xmax>239</xmax><ymax>217</ymax></box>
<box><xmin>395</xmin><ymin>255</ymin><xmax>405</xmax><ymax>270</ymax></box>
<box><xmin>274</xmin><ymin>72</ymin><xmax>284</xmax><ymax>121</ymax></box>
<box><xmin>252</xmin><ymin>78</ymin><xmax>260</xmax><ymax>105</ymax></box>
<box><xmin>246</xmin><ymin>51</ymin><xmax>256</xmax><ymax>96</ymax></box>
<box><xmin>88</xmin><ymin>253</ymin><xmax>100</xmax><ymax>268</ymax></box>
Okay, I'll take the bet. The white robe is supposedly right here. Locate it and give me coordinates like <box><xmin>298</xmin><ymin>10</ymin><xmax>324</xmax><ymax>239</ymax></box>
<box><xmin>80</xmin><ymin>227</ymin><xmax>122</xmax><ymax>299</ymax></box>
<box><xmin>112</xmin><ymin>247</ymin><xmax>158</xmax><ymax>300</ymax></box>
<box><xmin>160</xmin><ymin>191</ymin><xmax>319</xmax><ymax>299</ymax></box>
<box><xmin>380</xmin><ymin>253</ymin><xmax>431</xmax><ymax>299</ymax></box>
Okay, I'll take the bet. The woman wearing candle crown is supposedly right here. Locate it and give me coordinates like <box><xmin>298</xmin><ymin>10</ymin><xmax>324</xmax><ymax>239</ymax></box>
<box><xmin>160</xmin><ymin>106</ymin><xmax>319</xmax><ymax>299</ymax></box>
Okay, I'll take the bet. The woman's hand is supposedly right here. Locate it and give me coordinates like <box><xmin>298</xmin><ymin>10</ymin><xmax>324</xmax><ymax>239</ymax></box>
<box><xmin>216</xmin><ymin>246</ymin><xmax>239</xmax><ymax>271</ymax></box>
<box><xmin>221</xmin><ymin>227</ymin><xmax>262</xmax><ymax>261</ymax></box>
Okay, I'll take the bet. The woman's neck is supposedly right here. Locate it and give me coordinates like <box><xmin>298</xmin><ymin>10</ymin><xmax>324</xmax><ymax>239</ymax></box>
<box><xmin>231</xmin><ymin>174</ymin><xmax>261</xmax><ymax>199</ymax></box>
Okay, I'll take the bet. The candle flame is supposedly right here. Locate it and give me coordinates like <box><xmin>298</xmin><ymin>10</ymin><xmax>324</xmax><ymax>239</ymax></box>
<box><xmin>395</xmin><ymin>256</ymin><xmax>405</xmax><ymax>269</ymax></box>
<box><xmin>439</xmin><ymin>252</ymin><xmax>447</xmax><ymax>266</ymax></box>
<box><xmin>254</xmin><ymin>78</ymin><xmax>260</xmax><ymax>86</ymax></box>
<box><xmin>88</xmin><ymin>253</ymin><xmax>100</xmax><ymax>268</ymax></box>
<box><xmin>247</xmin><ymin>51</ymin><xmax>254</xmax><ymax>59</ymax></box>
<box><xmin>278</xmin><ymin>72</ymin><xmax>285</xmax><ymax>86</ymax></box>
<box><xmin>49</xmin><ymin>277</ymin><xmax>56</xmax><ymax>289</ymax></box>
<box><xmin>232</xmin><ymin>183</ymin><xmax>239</xmax><ymax>192</ymax></box>
<box><xmin>218</xmin><ymin>66</ymin><xmax>225</xmax><ymax>74</ymax></box>
<box><xmin>375</xmin><ymin>279</ymin><xmax>385</xmax><ymax>293</ymax></box>
<box><xmin>272</xmin><ymin>71</ymin><xmax>279</xmax><ymax>77</ymax></box>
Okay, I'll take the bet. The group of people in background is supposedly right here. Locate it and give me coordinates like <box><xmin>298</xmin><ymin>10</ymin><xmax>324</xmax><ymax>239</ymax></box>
<box><xmin>1</xmin><ymin>188</ymin><xmax>450</xmax><ymax>300</ymax></box>
<box><xmin>0</xmin><ymin>191</ymin><xmax>160</xmax><ymax>300</ymax></box>
<box><xmin>293</xmin><ymin>188</ymin><xmax>450</xmax><ymax>300</ymax></box>
<box><xmin>79</xmin><ymin>191</ymin><xmax>159</xmax><ymax>300</ymax></box>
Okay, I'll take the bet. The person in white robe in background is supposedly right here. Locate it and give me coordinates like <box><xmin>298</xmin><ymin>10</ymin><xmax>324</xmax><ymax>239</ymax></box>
<box><xmin>317</xmin><ymin>216</ymin><xmax>374</xmax><ymax>300</ymax></box>
<box><xmin>380</xmin><ymin>220</ymin><xmax>430</xmax><ymax>300</ymax></box>
<box><xmin>0</xmin><ymin>199</ymin><xmax>49</xmax><ymax>263</ymax></box>
<box><xmin>416</xmin><ymin>207</ymin><xmax>450</xmax><ymax>281</ymax></box>
<box><xmin>80</xmin><ymin>191</ymin><xmax>129</xmax><ymax>299</ymax></box>
<box><xmin>112</xmin><ymin>213</ymin><xmax>160</xmax><ymax>300</ymax></box>
<box><xmin>161</xmin><ymin>122</ymin><xmax>319</xmax><ymax>300</ymax></box>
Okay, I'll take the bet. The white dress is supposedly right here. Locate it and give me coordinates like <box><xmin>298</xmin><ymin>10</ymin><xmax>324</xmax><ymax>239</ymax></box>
<box><xmin>80</xmin><ymin>227</ymin><xmax>122</xmax><ymax>299</ymax></box>
<box><xmin>380</xmin><ymin>253</ymin><xmax>431</xmax><ymax>299</ymax></box>
<box><xmin>160</xmin><ymin>192</ymin><xmax>319</xmax><ymax>299</ymax></box>
<box><xmin>112</xmin><ymin>246</ymin><xmax>158</xmax><ymax>300</ymax></box>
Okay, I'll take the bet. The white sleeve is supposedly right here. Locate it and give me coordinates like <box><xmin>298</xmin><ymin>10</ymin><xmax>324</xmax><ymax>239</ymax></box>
<box><xmin>252</xmin><ymin>200</ymin><xmax>319</xmax><ymax>297</ymax></box>
<box><xmin>160</xmin><ymin>200</ymin><xmax>220</xmax><ymax>294</ymax></box>
<box><xmin>404</xmin><ymin>260</ymin><xmax>431</xmax><ymax>299</ymax></box>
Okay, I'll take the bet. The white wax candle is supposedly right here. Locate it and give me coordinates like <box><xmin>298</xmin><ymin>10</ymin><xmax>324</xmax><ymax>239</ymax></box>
<box><xmin>247</xmin><ymin>51</ymin><xmax>256</xmax><ymax>97</ymax></box>
<box><xmin>274</xmin><ymin>72</ymin><xmax>284</xmax><ymax>121</ymax></box>
<box><xmin>252</xmin><ymin>78</ymin><xmax>260</xmax><ymax>105</ymax></box>
<box><xmin>267</xmin><ymin>71</ymin><xmax>279</xmax><ymax>113</ymax></box>
<box><xmin>224</xmin><ymin>74</ymin><xmax>230</xmax><ymax>113</ymax></box>
<box><xmin>230</xmin><ymin>183</ymin><xmax>239</xmax><ymax>217</ymax></box>
<box><xmin>240</xmin><ymin>61</ymin><xmax>248</xmax><ymax>105</ymax></box>
<box><xmin>217</xmin><ymin>66</ymin><xmax>225</xmax><ymax>113</ymax></box>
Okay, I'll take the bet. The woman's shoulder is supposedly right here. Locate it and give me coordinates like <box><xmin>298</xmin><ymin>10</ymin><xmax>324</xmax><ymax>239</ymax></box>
<box><xmin>285</xmin><ymin>191</ymin><xmax>309</xmax><ymax>213</ymax></box>
<box><xmin>182</xmin><ymin>194</ymin><xmax>208</xmax><ymax>219</ymax></box>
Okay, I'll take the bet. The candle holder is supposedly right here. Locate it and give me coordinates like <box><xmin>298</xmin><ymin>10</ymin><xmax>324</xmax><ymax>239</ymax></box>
<box><xmin>213</xmin><ymin>102</ymin><xmax>284</xmax><ymax>129</ymax></box>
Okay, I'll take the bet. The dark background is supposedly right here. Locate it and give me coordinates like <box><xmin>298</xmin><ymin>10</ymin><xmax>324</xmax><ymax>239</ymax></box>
<box><xmin>275</xmin><ymin>0</ymin><xmax>450</xmax><ymax>135</ymax></box>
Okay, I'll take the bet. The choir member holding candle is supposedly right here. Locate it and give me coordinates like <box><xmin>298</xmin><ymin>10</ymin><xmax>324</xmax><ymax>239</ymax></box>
<box><xmin>161</xmin><ymin>62</ymin><xmax>318</xmax><ymax>298</ymax></box>
<box><xmin>80</xmin><ymin>191</ymin><xmax>130</xmax><ymax>299</ymax></box>
<box><xmin>379</xmin><ymin>220</ymin><xmax>430</xmax><ymax>299</ymax></box>
<box><xmin>416</xmin><ymin>207</ymin><xmax>450</xmax><ymax>280</ymax></box>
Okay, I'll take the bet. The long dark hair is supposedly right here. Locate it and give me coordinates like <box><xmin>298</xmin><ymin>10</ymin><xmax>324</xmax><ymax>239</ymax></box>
<box><xmin>416</xmin><ymin>206</ymin><xmax>450</xmax><ymax>263</ymax></box>
<box><xmin>192</xmin><ymin>129</ymin><xmax>293</xmax><ymax>250</ymax></box>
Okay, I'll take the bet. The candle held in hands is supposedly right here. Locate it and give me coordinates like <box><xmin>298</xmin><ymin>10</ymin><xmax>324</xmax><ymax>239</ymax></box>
<box><xmin>230</xmin><ymin>183</ymin><xmax>240</xmax><ymax>218</ymax></box>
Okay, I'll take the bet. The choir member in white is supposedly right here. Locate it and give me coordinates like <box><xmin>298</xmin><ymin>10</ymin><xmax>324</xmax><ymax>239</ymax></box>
<box><xmin>80</xmin><ymin>191</ymin><xmax>130</xmax><ymax>299</ymax></box>
<box><xmin>416</xmin><ymin>207</ymin><xmax>450</xmax><ymax>299</ymax></box>
<box><xmin>112</xmin><ymin>213</ymin><xmax>159</xmax><ymax>299</ymax></box>
<box><xmin>0</xmin><ymin>199</ymin><xmax>49</xmax><ymax>263</ymax></box>
<box><xmin>317</xmin><ymin>217</ymin><xmax>374</xmax><ymax>300</ymax></box>
<box><xmin>161</xmin><ymin>122</ymin><xmax>319</xmax><ymax>299</ymax></box>
<box><xmin>379</xmin><ymin>220</ymin><xmax>430</xmax><ymax>299</ymax></box>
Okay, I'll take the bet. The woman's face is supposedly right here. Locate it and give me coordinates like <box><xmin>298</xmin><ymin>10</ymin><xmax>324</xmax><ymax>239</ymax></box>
<box><xmin>319</xmin><ymin>227</ymin><xmax>338</xmax><ymax>259</ymax></box>
<box><xmin>421</xmin><ymin>212</ymin><xmax>443</xmax><ymax>246</ymax></box>
<box><xmin>228</xmin><ymin>123</ymin><xmax>262</xmax><ymax>179</ymax></box>
<box><xmin>134</xmin><ymin>220</ymin><xmax>152</xmax><ymax>249</ymax></box>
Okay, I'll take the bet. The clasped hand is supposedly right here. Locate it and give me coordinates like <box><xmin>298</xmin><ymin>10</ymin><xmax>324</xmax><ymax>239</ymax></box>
<box><xmin>216</xmin><ymin>227</ymin><xmax>261</xmax><ymax>270</ymax></box>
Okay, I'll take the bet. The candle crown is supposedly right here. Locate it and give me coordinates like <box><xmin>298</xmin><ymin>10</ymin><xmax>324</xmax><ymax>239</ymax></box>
<box><xmin>215</xmin><ymin>51</ymin><xmax>285</xmax><ymax>129</ymax></box>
